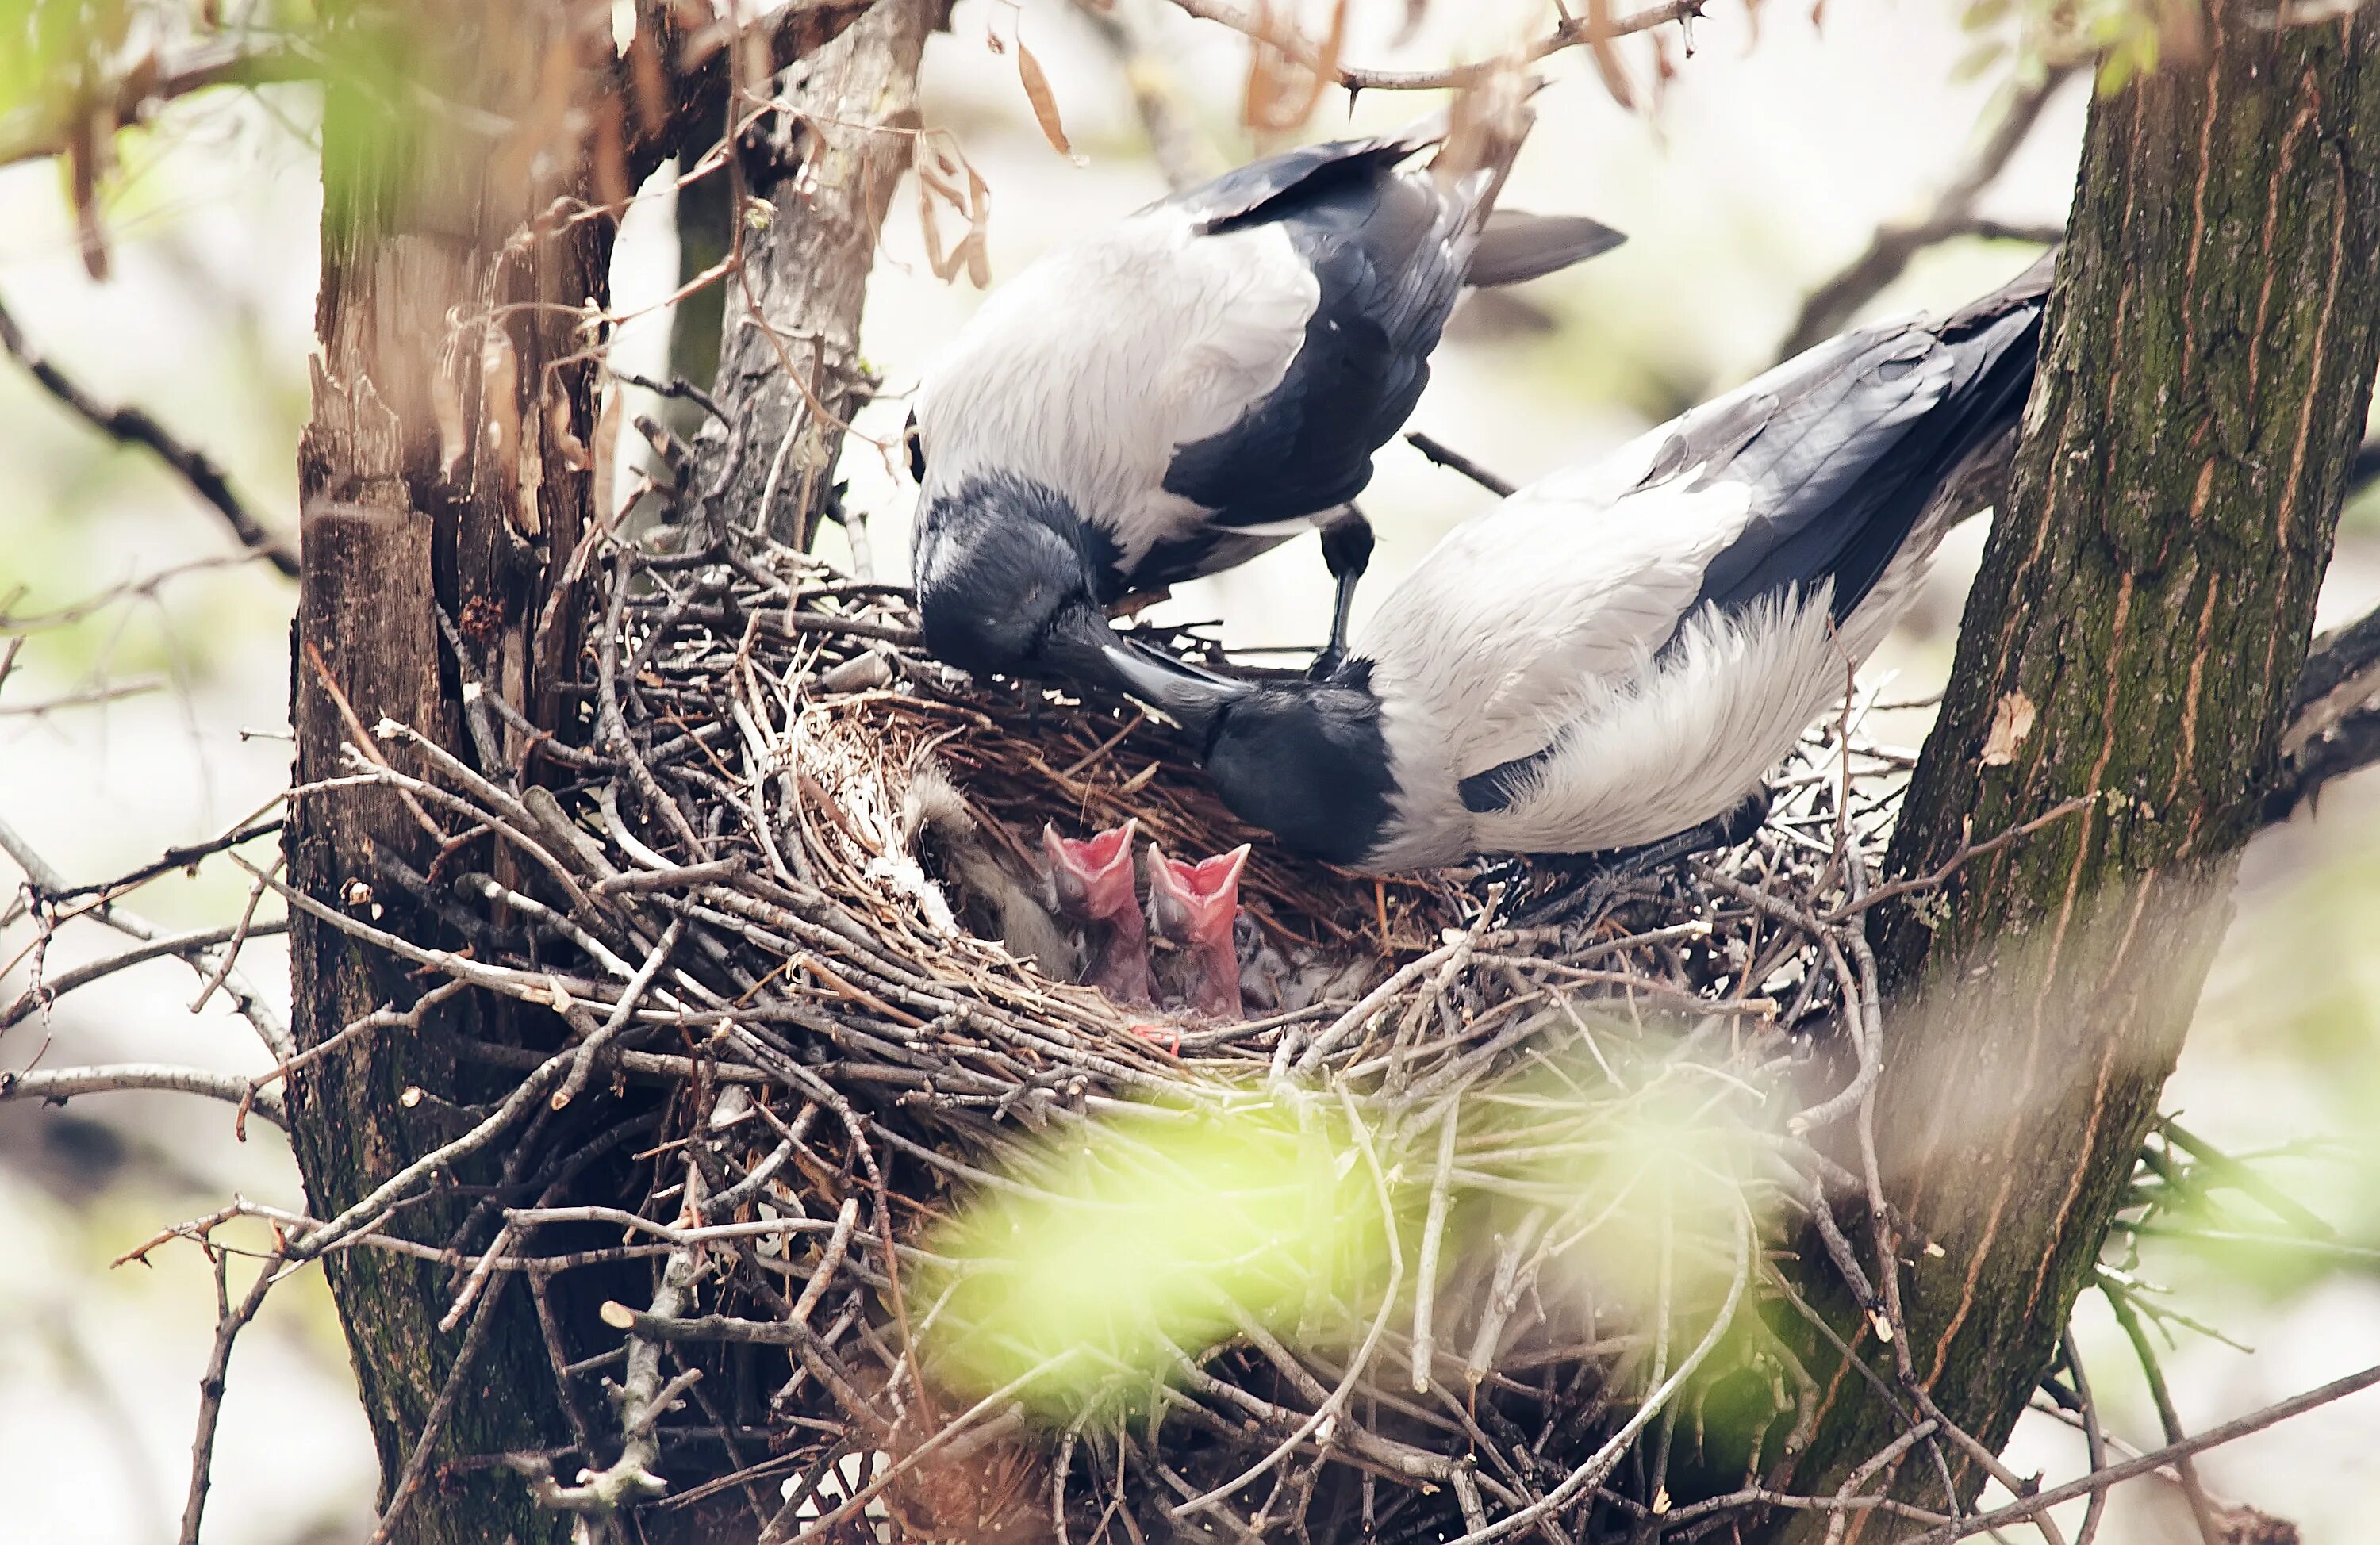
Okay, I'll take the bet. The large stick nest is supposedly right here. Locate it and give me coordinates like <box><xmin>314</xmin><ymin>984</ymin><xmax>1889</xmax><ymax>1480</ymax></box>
<box><xmin>296</xmin><ymin>537</ymin><xmax>1933</xmax><ymax>1544</ymax></box>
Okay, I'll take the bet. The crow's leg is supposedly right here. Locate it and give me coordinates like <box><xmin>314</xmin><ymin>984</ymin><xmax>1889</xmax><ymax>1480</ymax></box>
<box><xmin>1513</xmin><ymin>786</ymin><xmax>1775</xmax><ymax>927</ymax></box>
<box><xmin>1312</xmin><ymin>507</ymin><xmax>1376</xmax><ymax>679</ymax></box>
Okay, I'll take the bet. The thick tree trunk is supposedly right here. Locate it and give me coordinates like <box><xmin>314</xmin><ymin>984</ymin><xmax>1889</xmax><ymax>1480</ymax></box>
<box><xmin>287</xmin><ymin>6</ymin><xmax>901</xmax><ymax>1537</ymax></box>
<box><xmin>1768</xmin><ymin>6</ymin><xmax>2380</xmax><ymax>1534</ymax></box>
<box><xmin>289</xmin><ymin>7</ymin><xmax>607</xmax><ymax>1540</ymax></box>
<box><xmin>689</xmin><ymin>0</ymin><xmax>945</xmax><ymax>549</ymax></box>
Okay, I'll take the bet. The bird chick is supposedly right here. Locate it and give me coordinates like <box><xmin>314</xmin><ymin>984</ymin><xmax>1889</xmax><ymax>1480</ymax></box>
<box><xmin>1144</xmin><ymin>843</ymin><xmax>1250</xmax><ymax>1022</ymax></box>
<box><xmin>1234</xmin><ymin>911</ymin><xmax>1287</xmax><ymax>1016</ymax></box>
<box><xmin>1042</xmin><ymin>822</ymin><xmax>1154</xmax><ymax>1006</ymax></box>
<box><xmin>900</xmin><ymin>765</ymin><xmax>1077</xmax><ymax>976</ymax></box>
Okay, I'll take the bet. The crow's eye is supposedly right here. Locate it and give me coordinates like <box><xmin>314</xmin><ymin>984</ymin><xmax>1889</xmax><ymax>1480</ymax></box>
<box><xmin>904</xmin><ymin>412</ymin><xmax>926</xmax><ymax>481</ymax></box>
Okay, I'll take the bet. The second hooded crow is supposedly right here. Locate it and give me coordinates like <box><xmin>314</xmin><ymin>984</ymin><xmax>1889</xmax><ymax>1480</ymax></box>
<box><xmin>909</xmin><ymin>92</ymin><xmax>1623</xmax><ymax>688</ymax></box>
<box><xmin>1105</xmin><ymin>256</ymin><xmax>2056</xmax><ymax>875</ymax></box>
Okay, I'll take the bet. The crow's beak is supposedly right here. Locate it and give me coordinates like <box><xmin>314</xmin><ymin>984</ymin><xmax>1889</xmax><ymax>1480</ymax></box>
<box><xmin>1037</xmin><ymin>604</ymin><xmax>1127</xmax><ymax>688</ymax></box>
<box><xmin>1102</xmin><ymin>642</ymin><xmax>1255</xmax><ymax>735</ymax></box>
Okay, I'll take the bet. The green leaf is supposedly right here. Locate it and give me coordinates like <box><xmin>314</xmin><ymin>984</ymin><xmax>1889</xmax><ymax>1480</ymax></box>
<box><xmin>1952</xmin><ymin>38</ymin><xmax>2008</xmax><ymax>85</ymax></box>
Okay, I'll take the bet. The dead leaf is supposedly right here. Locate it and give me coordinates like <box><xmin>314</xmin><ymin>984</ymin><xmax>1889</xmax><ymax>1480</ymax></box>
<box><xmin>593</xmin><ymin>92</ymin><xmax>631</xmax><ymax>218</ymax></box>
<box><xmin>1016</xmin><ymin>42</ymin><xmax>1075</xmax><ymax>158</ymax></box>
<box><xmin>433</xmin><ymin>339</ymin><xmax>471</xmax><ymax>483</ymax></box>
<box><xmin>590</xmin><ymin>381</ymin><xmax>624</xmax><ymax>527</ymax></box>
<box><xmin>626</xmin><ymin>22</ymin><xmax>670</xmax><ymax>139</ymax></box>
<box><xmin>515</xmin><ymin>373</ymin><xmax>547</xmax><ymax>539</ymax></box>
<box><xmin>482</xmin><ymin>329</ymin><xmax>520</xmax><ymax>462</ymax></box>
<box><xmin>1582</xmin><ymin>0</ymin><xmax>1639</xmax><ymax>110</ymax></box>
<box><xmin>1240</xmin><ymin>0</ymin><xmax>1347</xmax><ymax>133</ymax></box>
<box><xmin>916</xmin><ymin>135</ymin><xmax>993</xmax><ymax>289</ymax></box>
<box><xmin>547</xmin><ymin>381</ymin><xmax>590</xmax><ymax>473</ymax></box>
<box><xmin>1981</xmin><ymin>691</ymin><xmax>2036</xmax><ymax>767</ymax></box>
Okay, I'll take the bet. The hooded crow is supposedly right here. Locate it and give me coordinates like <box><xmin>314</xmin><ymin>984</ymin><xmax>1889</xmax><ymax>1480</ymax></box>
<box><xmin>908</xmin><ymin>97</ymin><xmax>1624</xmax><ymax>688</ymax></box>
<box><xmin>1105</xmin><ymin>256</ymin><xmax>2057</xmax><ymax>873</ymax></box>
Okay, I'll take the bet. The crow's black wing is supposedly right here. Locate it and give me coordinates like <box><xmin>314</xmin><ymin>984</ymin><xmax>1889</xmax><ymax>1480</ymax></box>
<box><xmin>1162</xmin><ymin>167</ymin><xmax>1470</xmax><ymax>526</ymax></box>
<box><xmin>1671</xmin><ymin>255</ymin><xmax>2053</xmax><ymax>626</ymax></box>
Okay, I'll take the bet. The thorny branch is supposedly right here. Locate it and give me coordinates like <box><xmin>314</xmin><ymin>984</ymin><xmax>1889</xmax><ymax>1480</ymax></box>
<box><xmin>1158</xmin><ymin>0</ymin><xmax>1707</xmax><ymax>97</ymax></box>
<box><xmin>178</xmin><ymin>1246</ymin><xmax>289</xmax><ymax>1545</ymax></box>
<box><xmin>0</xmin><ymin>813</ymin><xmax>296</xmax><ymax>1062</ymax></box>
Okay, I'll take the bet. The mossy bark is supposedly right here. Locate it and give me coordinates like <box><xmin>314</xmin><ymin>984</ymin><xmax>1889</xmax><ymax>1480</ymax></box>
<box><xmin>1764</xmin><ymin>6</ymin><xmax>2380</xmax><ymax>1535</ymax></box>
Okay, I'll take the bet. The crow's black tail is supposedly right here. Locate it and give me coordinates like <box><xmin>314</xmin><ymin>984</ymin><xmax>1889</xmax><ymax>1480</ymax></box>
<box><xmin>1816</xmin><ymin>251</ymin><xmax>2056</xmax><ymax>621</ymax></box>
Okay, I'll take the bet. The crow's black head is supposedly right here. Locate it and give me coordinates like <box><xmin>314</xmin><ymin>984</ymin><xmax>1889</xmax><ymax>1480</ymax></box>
<box><xmin>1206</xmin><ymin>684</ymin><xmax>1395</xmax><ymax>867</ymax></box>
<box><xmin>914</xmin><ymin>474</ymin><xmax>1119</xmax><ymax>685</ymax></box>
<box><xmin>1104</xmin><ymin>647</ymin><xmax>1395</xmax><ymax>867</ymax></box>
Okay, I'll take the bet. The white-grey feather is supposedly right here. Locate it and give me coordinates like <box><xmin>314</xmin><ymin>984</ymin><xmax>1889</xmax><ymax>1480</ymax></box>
<box><xmin>913</xmin><ymin>210</ymin><xmax>1319</xmax><ymax>573</ymax></box>
<box><xmin>1349</xmin><ymin>343</ymin><xmax>1983</xmax><ymax>870</ymax></box>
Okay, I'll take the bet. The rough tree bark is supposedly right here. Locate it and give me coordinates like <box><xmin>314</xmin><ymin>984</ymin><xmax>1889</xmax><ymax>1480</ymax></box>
<box><xmin>286</xmin><ymin>4</ymin><xmax>900</xmax><ymax>1538</ymax></box>
<box><xmin>1766</xmin><ymin>5</ymin><xmax>2380</xmax><ymax>1534</ymax></box>
<box><xmin>689</xmin><ymin>0</ymin><xmax>946</xmax><ymax>550</ymax></box>
<box><xmin>290</xmin><ymin>11</ymin><xmax>608</xmax><ymax>1543</ymax></box>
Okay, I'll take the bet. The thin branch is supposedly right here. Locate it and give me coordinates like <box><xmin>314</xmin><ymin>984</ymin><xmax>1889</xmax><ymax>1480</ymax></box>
<box><xmin>1775</xmin><ymin>68</ymin><xmax>2077</xmax><ymax>359</ymax></box>
<box><xmin>367</xmin><ymin>1274</ymin><xmax>514</xmax><ymax>1545</ymax></box>
<box><xmin>1436</xmin><ymin>1214</ymin><xmax>1752</xmax><ymax>1545</ymax></box>
<box><xmin>0</xmin><ymin>816</ymin><xmax>295</xmax><ymax>1060</ymax></box>
<box><xmin>612</xmin><ymin>368</ymin><xmax>730</xmax><ymax>427</ymax></box>
<box><xmin>190</xmin><ymin>853</ymin><xmax>282</xmax><ymax>1014</ymax></box>
<box><xmin>178</xmin><ymin>1247</ymin><xmax>289</xmax><ymax>1545</ymax></box>
<box><xmin>1158</xmin><ymin>0</ymin><xmax>1705</xmax><ymax>94</ymax></box>
<box><xmin>1824</xmin><ymin>795</ymin><xmax>2094</xmax><ymax>922</ymax></box>
<box><xmin>553</xmin><ymin>918</ymin><xmax>685</xmax><ymax>1109</ymax></box>
<box><xmin>2062</xmin><ymin>1331</ymin><xmax>2112</xmax><ymax>1545</ymax></box>
<box><xmin>0</xmin><ymin>291</ymin><xmax>298</xmax><ymax>577</ymax></box>
<box><xmin>1406</xmin><ymin>431</ymin><xmax>1519</xmax><ymax>499</ymax></box>
<box><xmin>2106</xmin><ymin>1286</ymin><xmax>2225</xmax><ymax>1545</ymax></box>
<box><xmin>1407</xmin><ymin>1102</ymin><xmax>1461</xmax><ymax>1393</ymax></box>
<box><xmin>1903</xmin><ymin>1359</ymin><xmax>2380</xmax><ymax>1544</ymax></box>
<box><xmin>1077</xmin><ymin>0</ymin><xmax>1223</xmax><ymax>193</ymax></box>
<box><xmin>30</xmin><ymin>817</ymin><xmax>286</xmax><ymax>907</ymax></box>
<box><xmin>0</xmin><ymin>36</ymin><xmax>313</xmax><ymax>169</ymax></box>
<box><xmin>0</xmin><ymin>1064</ymin><xmax>287</xmax><ymax>1130</ymax></box>
<box><xmin>2</xmin><ymin>922</ymin><xmax>293</xmax><ymax>1029</ymax></box>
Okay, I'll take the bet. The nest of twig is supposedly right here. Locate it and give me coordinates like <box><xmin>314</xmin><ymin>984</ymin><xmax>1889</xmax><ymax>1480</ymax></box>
<box><xmin>274</xmin><ymin>535</ymin><xmax>1937</xmax><ymax>1544</ymax></box>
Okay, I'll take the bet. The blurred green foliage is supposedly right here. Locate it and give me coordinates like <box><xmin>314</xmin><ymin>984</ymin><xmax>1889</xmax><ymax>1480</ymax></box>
<box><xmin>1955</xmin><ymin>0</ymin><xmax>2194</xmax><ymax>94</ymax></box>
<box><xmin>917</xmin><ymin>1092</ymin><xmax>1401</xmax><ymax>1421</ymax></box>
<box><xmin>916</xmin><ymin>1015</ymin><xmax>1783</xmax><ymax>1447</ymax></box>
<box><xmin>0</xmin><ymin>0</ymin><xmax>106</xmax><ymax>124</ymax></box>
